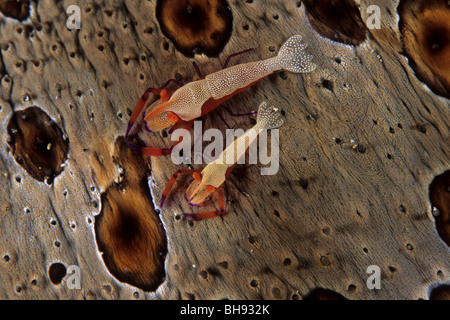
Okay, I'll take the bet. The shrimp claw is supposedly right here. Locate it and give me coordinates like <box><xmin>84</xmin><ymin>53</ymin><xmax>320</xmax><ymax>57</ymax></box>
<box><xmin>183</xmin><ymin>186</ymin><xmax>225</xmax><ymax>220</ymax></box>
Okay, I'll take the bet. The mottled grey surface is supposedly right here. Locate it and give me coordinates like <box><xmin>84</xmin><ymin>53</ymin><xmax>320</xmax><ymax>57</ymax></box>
<box><xmin>0</xmin><ymin>0</ymin><xmax>448</xmax><ymax>299</ymax></box>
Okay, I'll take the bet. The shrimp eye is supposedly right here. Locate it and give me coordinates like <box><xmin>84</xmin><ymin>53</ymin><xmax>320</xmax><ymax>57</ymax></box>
<box><xmin>193</xmin><ymin>172</ymin><xmax>202</xmax><ymax>182</ymax></box>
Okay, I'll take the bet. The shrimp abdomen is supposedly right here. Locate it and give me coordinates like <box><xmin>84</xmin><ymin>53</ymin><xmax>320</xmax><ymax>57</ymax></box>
<box><xmin>201</xmin><ymin>76</ymin><xmax>267</xmax><ymax>115</ymax></box>
<box><xmin>204</xmin><ymin>60</ymin><xmax>278</xmax><ymax>100</ymax></box>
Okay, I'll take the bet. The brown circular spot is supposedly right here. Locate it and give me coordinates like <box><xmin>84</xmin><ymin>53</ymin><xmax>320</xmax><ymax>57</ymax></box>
<box><xmin>0</xmin><ymin>0</ymin><xmax>30</xmax><ymax>21</ymax></box>
<box><xmin>184</xmin><ymin>292</ymin><xmax>196</xmax><ymax>300</ymax></box>
<box><xmin>322</xmin><ymin>226</ymin><xmax>330</xmax><ymax>235</ymax></box>
<box><xmin>96</xmin><ymin>187</ymin><xmax>167</xmax><ymax>291</ymax></box>
<box><xmin>7</xmin><ymin>107</ymin><xmax>69</xmax><ymax>184</ymax></box>
<box><xmin>94</xmin><ymin>138</ymin><xmax>167</xmax><ymax>292</ymax></box>
<box><xmin>429</xmin><ymin>170</ymin><xmax>450</xmax><ymax>246</ymax></box>
<box><xmin>320</xmin><ymin>255</ymin><xmax>331</xmax><ymax>266</ymax></box>
<box><xmin>398</xmin><ymin>0</ymin><xmax>450</xmax><ymax>98</ymax></box>
<box><xmin>347</xmin><ymin>284</ymin><xmax>357</xmax><ymax>292</ymax></box>
<box><xmin>302</xmin><ymin>0</ymin><xmax>367</xmax><ymax>46</ymax></box>
<box><xmin>199</xmin><ymin>270</ymin><xmax>208</xmax><ymax>279</ymax></box>
<box><xmin>299</xmin><ymin>178</ymin><xmax>309</xmax><ymax>189</ymax></box>
<box><xmin>48</xmin><ymin>262</ymin><xmax>66</xmax><ymax>285</ymax></box>
<box><xmin>155</xmin><ymin>0</ymin><xmax>233</xmax><ymax>57</ymax></box>
<box><xmin>272</xmin><ymin>287</ymin><xmax>282</xmax><ymax>299</ymax></box>
<box><xmin>283</xmin><ymin>258</ymin><xmax>291</xmax><ymax>266</ymax></box>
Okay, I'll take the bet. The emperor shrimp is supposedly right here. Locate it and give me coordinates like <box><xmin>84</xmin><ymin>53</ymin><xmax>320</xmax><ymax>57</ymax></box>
<box><xmin>126</xmin><ymin>34</ymin><xmax>315</xmax><ymax>156</ymax></box>
<box><xmin>160</xmin><ymin>101</ymin><xmax>284</xmax><ymax>220</ymax></box>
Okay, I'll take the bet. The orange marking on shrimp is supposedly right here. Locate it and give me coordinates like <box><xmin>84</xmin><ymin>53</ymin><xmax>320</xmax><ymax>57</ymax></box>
<box><xmin>160</xmin><ymin>102</ymin><xmax>284</xmax><ymax>219</ymax></box>
<box><xmin>126</xmin><ymin>35</ymin><xmax>315</xmax><ymax>157</ymax></box>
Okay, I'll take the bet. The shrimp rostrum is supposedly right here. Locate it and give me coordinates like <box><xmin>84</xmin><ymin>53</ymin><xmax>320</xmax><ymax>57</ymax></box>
<box><xmin>160</xmin><ymin>101</ymin><xmax>284</xmax><ymax>220</ymax></box>
<box><xmin>126</xmin><ymin>35</ymin><xmax>315</xmax><ymax>156</ymax></box>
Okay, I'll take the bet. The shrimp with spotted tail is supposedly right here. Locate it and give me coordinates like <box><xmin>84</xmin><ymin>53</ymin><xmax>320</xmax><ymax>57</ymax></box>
<box><xmin>159</xmin><ymin>101</ymin><xmax>284</xmax><ymax>220</ymax></box>
<box><xmin>126</xmin><ymin>35</ymin><xmax>315</xmax><ymax>156</ymax></box>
